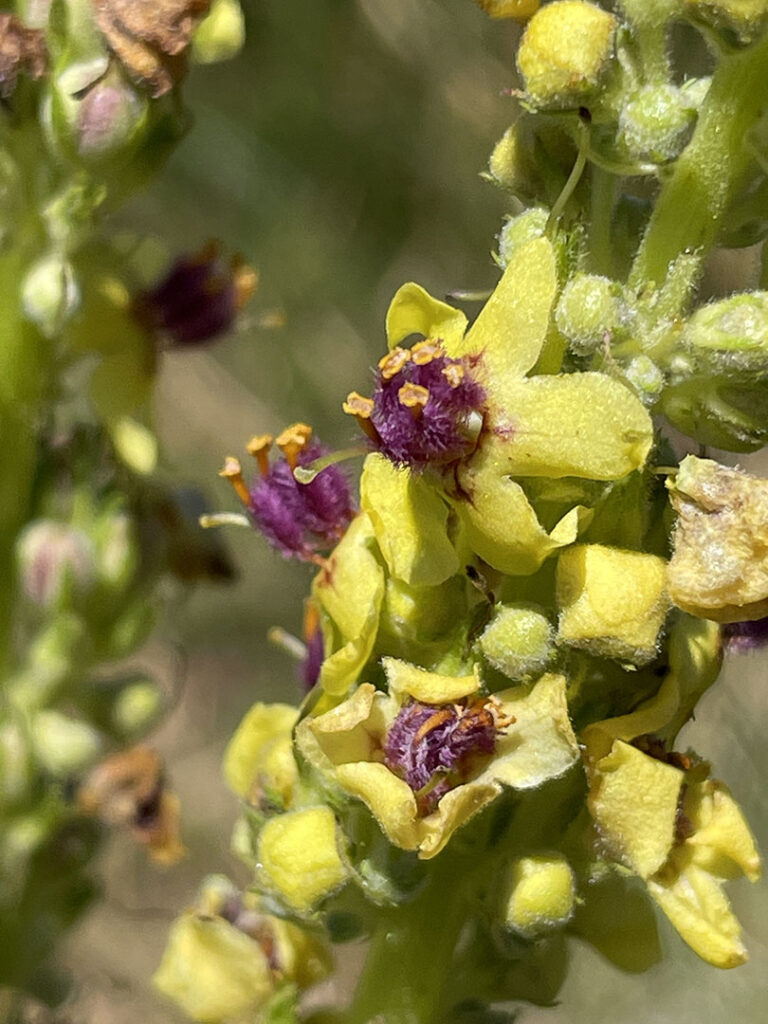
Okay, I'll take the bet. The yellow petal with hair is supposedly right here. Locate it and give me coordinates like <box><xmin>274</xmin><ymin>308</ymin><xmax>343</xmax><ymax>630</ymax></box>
<box><xmin>589</xmin><ymin>740</ymin><xmax>683</xmax><ymax>879</ymax></box>
<box><xmin>385</xmin><ymin>282</ymin><xmax>467</xmax><ymax>351</ymax></box>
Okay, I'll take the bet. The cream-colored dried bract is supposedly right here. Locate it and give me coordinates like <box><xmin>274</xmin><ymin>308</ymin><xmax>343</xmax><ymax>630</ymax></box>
<box><xmin>667</xmin><ymin>455</ymin><xmax>768</xmax><ymax>621</ymax></box>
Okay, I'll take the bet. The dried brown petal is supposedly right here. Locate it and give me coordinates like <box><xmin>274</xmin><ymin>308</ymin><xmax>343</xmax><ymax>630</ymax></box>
<box><xmin>667</xmin><ymin>455</ymin><xmax>768</xmax><ymax>621</ymax></box>
<box><xmin>0</xmin><ymin>14</ymin><xmax>47</xmax><ymax>100</ymax></box>
<box><xmin>92</xmin><ymin>0</ymin><xmax>211</xmax><ymax>98</ymax></box>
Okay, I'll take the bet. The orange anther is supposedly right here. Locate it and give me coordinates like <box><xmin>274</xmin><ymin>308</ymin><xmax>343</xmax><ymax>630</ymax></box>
<box><xmin>219</xmin><ymin>456</ymin><xmax>250</xmax><ymax>506</ymax></box>
<box><xmin>246</xmin><ymin>434</ymin><xmax>274</xmax><ymax>477</ymax></box>
<box><xmin>378</xmin><ymin>347</ymin><xmax>411</xmax><ymax>379</ymax></box>
<box><xmin>398</xmin><ymin>382</ymin><xmax>430</xmax><ymax>415</ymax></box>
<box><xmin>411</xmin><ymin>339</ymin><xmax>443</xmax><ymax>365</ymax></box>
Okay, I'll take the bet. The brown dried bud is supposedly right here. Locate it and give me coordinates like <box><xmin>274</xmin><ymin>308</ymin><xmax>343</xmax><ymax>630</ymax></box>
<box><xmin>92</xmin><ymin>0</ymin><xmax>212</xmax><ymax>98</ymax></box>
<box><xmin>0</xmin><ymin>13</ymin><xmax>47</xmax><ymax>100</ymax></box>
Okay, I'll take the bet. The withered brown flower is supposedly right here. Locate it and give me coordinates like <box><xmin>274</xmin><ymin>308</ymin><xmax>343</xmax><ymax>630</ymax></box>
<box><xmin>0</xmin><ymin>13</ymin><xmax>47</xmax><ymax>100</ymax></box>
<box><xmin>92</xmin><ymin>0</ymin><xmax>211</xmax><ymax>98</ymax></box>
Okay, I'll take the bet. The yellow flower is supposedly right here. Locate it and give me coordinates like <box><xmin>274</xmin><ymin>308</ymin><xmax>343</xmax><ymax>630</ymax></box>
<box><xmin>377</xmin><ymin>237</ymin><xmax>653</xmax><ymax>576</ymax></box>
<box><xmin>297</xmin><ymin>658</ymin><xmax>579</xmax><ymax>859</ymax></box>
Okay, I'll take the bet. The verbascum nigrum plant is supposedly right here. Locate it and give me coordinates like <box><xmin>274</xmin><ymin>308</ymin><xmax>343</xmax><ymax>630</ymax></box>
<box><xmin>156</xmin><ymin>2</ymin><xmax>768</xmax><ymax>1022</ymax></box>
<box><xmin>0</xmin><ymin>0</ymin><xmax>254</xmax><ymax>1016</ymax></box>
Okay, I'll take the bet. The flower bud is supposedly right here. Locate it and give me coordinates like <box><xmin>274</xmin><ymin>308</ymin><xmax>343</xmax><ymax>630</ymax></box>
<box><xmin>497</xmin><ymin>208</ymin><xmax>549</xmax><ymax>268</ymax></box>
<box><xmin>682</xmin><ymin>0</ymin><xmax>768</xmax><ymax>45</ymax></box>
<box><xmin>31</xmin><ymin>710</ymin><xmax>102</xmax><ymax>776</ymax></box>
<box><xmin>223</xmin><ymin>701</ymin><xmax>299</xmax><ymax>806</ymax></box>
<box><xmin>556</xmin><ymin>544</ymin><xmax>670</xmax><ymax>665</ymax></box>
<box><xmin>503</xmin><ymin>854</ymin><xmax>576</xmax><ymax>937</ymax></box>
<box><xmin>256</xmin><ymin>806</ymin><xmax>349</xmax><ymax>913</ymax></box>
<box><xmin>21</xmin><ymin>254</ymin><xmax>80</xmax><ymax>336</ymax></box>
<box><xmin>17</xmin><ymin>520</ymin><xmax>96</xmax><ymax>609</ymax></box>
<box><xmin>618</xmin><ymin>84</ymin><xmax>697</xmax><ymax>164</ymax></box>
<box><xmin>477</xmin><ymin>603</ymin><xmax>555</xmax><ymax>680</ymax></box>
<box><xmin>682</xmin><ymin>291</ymin><xmax>768</xmax><ymax>375</ymax></box>
<box><xmin>0</xmin><ymin>722</ymin><xmax>33</xmax><ymax>807</ymax></box>
<box><xmin>517</xmin><ymin>1</ymin><xmax>617</xmax><ymax>109</ymax></box>
<box><xmin>623</xmin><ymin>354</ymin><xmax>665</xmax><ymax>404</ymax></box>
<box><xmin>488</xmin><ymin>123</ymin><xmax>542</xmax><ymax>198</ymax></box>
<box><xmin>111</xmin><ymin>678</ymin><xmax>166</xmax><ymax>738</ymax></box>
<box><xmin>555</xmin><ymin>273</ymin><xmax>625</xmax><ymax>356</ymax></box>
<box><xmin>74</xmin><ymin>71</ymin><xmax>149</xmax><ymax>163</ymax></box>
<box><xmin>154</xmin><ymin>912</ymin><xmax>274</xmax><ymax>1022</ymax></box>
<box><xmin>192</xmin><ymin>0</ymin><xmax>245</xmax><ymax>63</ymax></box>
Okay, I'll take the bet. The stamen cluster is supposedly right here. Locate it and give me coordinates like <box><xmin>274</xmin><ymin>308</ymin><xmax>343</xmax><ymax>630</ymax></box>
<box><xmin>136</xmin><ymin>242</ymin><xmax>257</xmax><ymax>347</ymax></box>
<box><xmin>220</xmin><ymin>424</ymin><xmax>356</xmax><ymax>562</ymax></box>
<box><xmin>344</xmin><ymin>339</ymin><xmax>485</xmax><ymax>471</ymax></box>
<box><xmin>385</xmin><ymin>696</ymin><xmax>513</xmax><ymax>814</ymax></box>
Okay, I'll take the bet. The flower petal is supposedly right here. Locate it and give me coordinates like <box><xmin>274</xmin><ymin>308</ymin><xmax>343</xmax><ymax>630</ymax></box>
<box><xmin>385</xmin><ymin>282</ymin><xmax>468</xmax><ymax>351</ymax></box>
<box><xmin>257</xmin><ymin>806</ymin><xmax>349</xmax><ymax>912</ymax></box>
<box><xmin>488</xmin><ymin>373</ymin><xmax>653</xmax><ymax>480</ymax></box>
<box><xmin>383</xmin><ymin>656</ymin><xmax>480</xmax><ymax>704</ymax></box>
<box><xmin>360</xmin><ymin>453</ymin><xmax>459</xmax><ymax>585</ymax></box>
<box><xmin>457</xmin><ymin>448</ymin><xmax>590</xmax><ymax>574</ymax></box>
<box><xmin>588</xmin><ymin>740</ymin><xmax>683</xmax><ymax>879</ymax></box>
<box><xmin>648</xmin><ymin>860</ymin><xmax>748</xmax><ymax>968</ymax></box>
<box><xmin>154</xmin><ymin>914</ymin><xmax>272</xmax><ymax>1023</ymax></box>
<box><xmin>459</xmin><ymin>236</ymin><xmax>556</xmax><ymax>378</ymax></box>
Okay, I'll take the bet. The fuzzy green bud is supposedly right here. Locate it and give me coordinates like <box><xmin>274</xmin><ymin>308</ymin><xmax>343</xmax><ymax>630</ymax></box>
<box><xmin>31</xmin><ymin>710</ymin><xmax>102</xmax><ymax>776</ymax></box>
<box><xmin>497</xmin><ymin>208</ymin><xmax>549</xmax><ymax>268</ymax></box>
<box><xmin>478</xmin><ymin>603</ymin><xmax>555</xmax><ymax>680</ymax></box>
<box><xmin>193</xmin><ymin>0</ymin><xmax>246</xmax><ymax>63</ymax></box>
<box><xmin>488</xmin><ymin>123</ymin><xmax>541</xmax><ymax>198</ymax></box>
<box><xmin>518</xmin><ymin>1</ymin><xmax>617</xmax><ymax>109</ymax></box>
<box><xmin>682</xmin><ymin>0</ymin><xmax>768</xmax><ymax>45</ymax></box>
<box><xmin>682</xmin><ymin>292</ymin><xmax>768</xmax><ymax>375</ymax></box>
<box><xmin>623</xmin><ymin>355</ymin><xmax>665</xmax><ymax>404</ymax></box>
<box><xmin>555</xmin><ymin>274</ymin><xmax>625</xmax><ymax>355</ymax></box>
<box><xmin>17</xmin><ymin>520</ymin><xmax>96</xmax><ymax>609</ymax></box>
<box><xmin>618</xmin><ymin>85</ymin><xmax>697</xmax><ymax>164</ymax></box>
<box><xmin>21</xmin><ymin>254</ymin><xmax>80</xmax><ymax>337</ymax></box>
<box><xmin>111</xmin><ymin>679</ymin><xmax>165</xmax><ymax>738</ymax></box>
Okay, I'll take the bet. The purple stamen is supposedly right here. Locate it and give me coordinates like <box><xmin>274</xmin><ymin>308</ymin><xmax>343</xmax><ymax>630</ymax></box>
<box><xmin>385</xmin><ymin>698</ymin><xmax>501</xmax><ymax>814</ymax></box>
<box><xmin>249</xmin><ymin>441</ymin><xmax>356</xmax><ymax>562</ymax></box>
<box><xmin>136</xmin><ymin>244</ymin><xmax>255</xmax><ymax>347</ymax></box>
<box><xmin>367</xmin><ymin>342</ymin><xmax>485</xmax><ymax>471</ymax></box>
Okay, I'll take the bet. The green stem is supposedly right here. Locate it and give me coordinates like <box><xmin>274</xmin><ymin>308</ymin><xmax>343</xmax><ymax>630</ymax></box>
<box><xmin>344</xmin><ymin>853</ymin><xmax>469</xmax><ymax>1024</ymax></box>
<box><xmin>588</xmin><ymin>165</ymin><xmax>615</xmax><ymax>277</ymax></box>
<box><xmin>631</xmin><ymin>31</ymin><xmax>768</xmax><ymax>288</ymax></box>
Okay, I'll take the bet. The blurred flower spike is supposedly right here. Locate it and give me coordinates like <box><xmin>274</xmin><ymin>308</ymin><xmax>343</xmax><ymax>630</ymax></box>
<box><xmin>219</xmin><ymin>424</ymin><xmax>357</xmax><ymax>563</ymax></box>
<box><xmin>136</xmin><ymin>241</ymin><xmax>258</xmax><ymax>348</ymax></box>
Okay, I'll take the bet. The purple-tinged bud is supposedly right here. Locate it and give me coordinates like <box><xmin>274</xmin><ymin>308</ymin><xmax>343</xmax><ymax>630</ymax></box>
<box><xmin>300</xmin><ymin>600</ymin><xmax>325</xmax><ymax>691</ymax></box>
<box><xmin>344</xmin><ymin>340</ymin><xmax>485</xmax><ymax>472</ymax></box>
<box><xmin>722</xmin><ymin>617</ymin><xmax>768</xmax><ymax>654</ymax></box>
<box><xmin>385</xmin><ymin>696</ymin><xmax>513</xmax><ymax>814</ymax></box>
<box><xmin>17</xmin><ymin>520</ymin><xmax>96</xmax><ymax>609</ymax></box>
<box><xmin>219</xmin><ymin>425</ymin><xmax>356</xmax><ymax>564</ymax></box>
<box><xmin>75</xmin><ymin>74</ymin><xmax>147</xmax><ymax>161</ymax></box>
<box><xmin>135</xmin><ymin>242</ymin><xmax>257</xmax><ymax>347</ymax></box>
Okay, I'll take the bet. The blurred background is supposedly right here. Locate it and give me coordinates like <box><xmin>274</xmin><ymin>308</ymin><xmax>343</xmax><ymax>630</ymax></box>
<box><xmin>57</xmin><ymin>1</ymin><xmax>767</xmax><ymax>1020</ymax></box>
